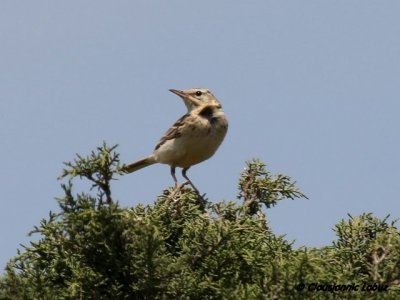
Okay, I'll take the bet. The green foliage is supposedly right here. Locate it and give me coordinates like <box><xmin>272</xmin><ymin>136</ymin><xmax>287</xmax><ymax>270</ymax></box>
<box><xmin>1</xmin><ymin>143</ymin><xmax>399</xmax><ymax>299</ymax></box>
<box><xmin>238</xmin><ymin>159</ymin><xmax>308</xmax><ymax>214</ymax></box>
<box><xmin>332</xmin><ymin>213</ymin><xmax>400</xmax><ymax>286</ymax></box>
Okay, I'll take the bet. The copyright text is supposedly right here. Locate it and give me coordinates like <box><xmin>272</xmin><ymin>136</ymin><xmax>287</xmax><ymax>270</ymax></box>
<box><xmin>295</xmin><ymin>282</ymin><xmax>389</xmax><ymax>293</ymax></box>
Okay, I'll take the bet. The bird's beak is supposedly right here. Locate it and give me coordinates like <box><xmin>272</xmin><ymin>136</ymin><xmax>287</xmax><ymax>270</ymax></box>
<box><xmin>170</xmin><ymin>89</ymin><xmax>194</xmax><ymax>104</ymax></box>
<box><xmin>169</xmin><ymin>89</ymin><xmax>186</xmax><ymax>98</ymax></box>
<box><xmin>169</xmin><ymin>88</ymin><xmax>199</xmax><ymax>110</ymax></box>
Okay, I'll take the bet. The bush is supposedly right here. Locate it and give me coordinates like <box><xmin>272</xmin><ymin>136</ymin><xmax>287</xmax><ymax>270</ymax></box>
<box><xmin>1</xmin><ymin>143</ymin><xmax>399</xmax><ymax>299</ymax></box>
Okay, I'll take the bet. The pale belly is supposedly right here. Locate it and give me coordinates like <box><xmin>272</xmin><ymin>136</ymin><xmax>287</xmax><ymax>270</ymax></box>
<box><xmin>154</xmin><ymin>123</ymin><xmax>227</xmax><ymax>168</ymax></box>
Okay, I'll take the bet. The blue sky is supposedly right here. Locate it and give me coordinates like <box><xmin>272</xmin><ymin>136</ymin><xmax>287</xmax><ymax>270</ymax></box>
<box><xmin>1</xmin><ymin>1</ymin><xmax>400</xmax><ymax>271</ymax></box>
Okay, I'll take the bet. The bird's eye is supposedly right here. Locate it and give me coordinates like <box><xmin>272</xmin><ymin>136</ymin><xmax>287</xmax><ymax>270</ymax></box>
<box><xmin>195</xmin><ymin>91</ymin><xmax>202</xmax><ymax>96</ymax></box>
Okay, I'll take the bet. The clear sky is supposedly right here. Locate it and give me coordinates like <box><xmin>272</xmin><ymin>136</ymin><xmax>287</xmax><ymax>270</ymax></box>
<box><xmin>1</xmin><ymin>1</ymin><xmax>399</xmax><ymax>271</ymax></box>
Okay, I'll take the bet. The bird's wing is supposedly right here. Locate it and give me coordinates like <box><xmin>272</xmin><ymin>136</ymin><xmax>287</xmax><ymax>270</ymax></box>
<box><xmin>154</xmin><ymin>113</ymin><xmax>189</xmax><ymax>150</ymax></box>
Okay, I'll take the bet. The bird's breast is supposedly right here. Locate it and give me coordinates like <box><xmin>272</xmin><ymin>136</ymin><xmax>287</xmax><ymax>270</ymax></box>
<box><xmin>155</xmin><ymin>113</ymin><xmax>228</xmax><ymax>168</ymax></box>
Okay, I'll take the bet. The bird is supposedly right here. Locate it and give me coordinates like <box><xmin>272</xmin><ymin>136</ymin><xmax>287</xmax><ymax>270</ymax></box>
<box><xmin>121</xmin><ymin>88</ymin><xmax>228</xmax><ymax>192</ymax></box>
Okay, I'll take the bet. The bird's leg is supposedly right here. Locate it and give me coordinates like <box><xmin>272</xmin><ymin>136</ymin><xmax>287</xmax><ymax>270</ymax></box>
<box><xmin>181</xmin><ymin>167</ymin><xmax>207</xmax><ymax>209</ymax></box>
<box><xmin>182</xmin><ymin>167</ymin><xmax>199</xmax><ymax>193</ymax></box>
<box><xmin>170</xmin><ymin>166</ymin><xmax>179</xmax><ymax>188</ymax></box>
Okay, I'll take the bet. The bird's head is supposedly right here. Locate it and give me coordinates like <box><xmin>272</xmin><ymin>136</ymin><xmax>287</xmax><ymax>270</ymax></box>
<box><xmin>169</xmin><ymin>88</ymin><xmax>220</xmax><ymax>111</ymax></box>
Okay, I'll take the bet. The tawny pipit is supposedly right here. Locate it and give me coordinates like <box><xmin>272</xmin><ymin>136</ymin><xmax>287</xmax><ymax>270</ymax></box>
<box><xmin>122</xmin><ymin>88</ymin><xmax>228</xmax><ymax>192</ymax></box>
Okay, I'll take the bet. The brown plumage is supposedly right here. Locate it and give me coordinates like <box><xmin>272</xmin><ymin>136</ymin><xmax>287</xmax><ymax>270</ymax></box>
<box><xmin>121</xmin><ymin>88</ymin><xmax>228</xmax><ymax>192</ymax></box>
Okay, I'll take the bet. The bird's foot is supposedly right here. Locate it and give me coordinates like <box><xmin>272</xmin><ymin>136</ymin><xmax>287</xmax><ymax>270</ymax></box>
<box><xmin>179</xmin><ymin>181</ymin><xmax>207</xmax><ymax>207</ymax></box>
<box><xmin>166</xmin><ymin>182</ymin><xmax>207</xmax><ymax>208</ymax></box>
<box><xmin>180</xmin><ymin>180</ymin><xmax>199</xmax><ymax>194</ymax></box>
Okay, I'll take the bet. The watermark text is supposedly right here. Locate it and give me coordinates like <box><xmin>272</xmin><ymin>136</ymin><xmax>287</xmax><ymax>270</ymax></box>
<box><xmin>295</xmin><ymin>282</ymin><xmax>389</xmax><ymax>293</ymax></box>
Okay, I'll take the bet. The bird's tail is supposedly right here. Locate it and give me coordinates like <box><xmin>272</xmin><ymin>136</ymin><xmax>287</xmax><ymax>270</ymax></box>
<box><xmin>120</xmin><ymin>155</ymin><xmax>157</xmax><ymax>173</ymax></box>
